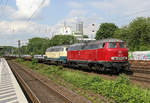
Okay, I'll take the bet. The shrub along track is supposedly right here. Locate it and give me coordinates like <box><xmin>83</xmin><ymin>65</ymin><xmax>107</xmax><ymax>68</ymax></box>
<box><xmin>72</xmin><ymin>60</ymin><xmax>150</xmax><ymax>85</ymax></box>
<box><xmin>99</xmin><ymin>70</ymin><xmax>150</xmax><ymax>88</ymax></box>
<box><xmin>94</xmin><ymin>71</ymin><xmax>150</xmax><ymax>83</ymax></box>
<box><xmin>8</xmin><ymin>60</ymin><xmax>74</xmax><ymax>103</ymax></box>
<box><xmin>65</xmin><ymin>66</ymin><xmax>150</xmax><ymax>85</ymax></box>
<box><xmin>46</xmin><ymin>59</ymin><xmax>150</xmax><ymax>85</ymax></box>
<box><xmin>73</xmin><ymin>67</ymin><xmax>150</xmax><ymax>88</ymax></box>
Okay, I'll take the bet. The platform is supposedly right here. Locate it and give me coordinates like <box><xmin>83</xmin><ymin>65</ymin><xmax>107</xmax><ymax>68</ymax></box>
<box><xmin>0</xmin><ymin>58</ymin><xmax>28</xmax><ymax>103</ymax></box>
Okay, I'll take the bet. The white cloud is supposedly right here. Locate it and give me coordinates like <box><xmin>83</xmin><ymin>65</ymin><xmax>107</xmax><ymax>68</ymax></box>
<box><xmin>0</xmin><ymin>21</ymin><xmax>51</xmax><ymax>35</ymax></box>
<box><xmin>0</xmin><ymin>6</ymin><xmax>16</xmax><ymax>19</ymax></box>
<box><xmin>12</xmin><ymin>0</ymin><xmax>50</xmax><ymax>19</ymax></box>
<box><xmin>0</xmin><ymin>0</ymin><xmax>51</xmax><ymax>35</ymax></box>
<box><xmin>68</xmin><ymin>9</ymin><xmax>88</xmax><ymax>17</ymax></box>
<box><xmin>67</xmin><ymin>1</ymin><xmax>83</xmax><ymax>8</ymax></box>
<box><xmin>0</xmin><ymin>0</ymin><xmax>51</xmax><ymax>46</ymax></box>
<box><xmin>88</xmin><ymin>0</ymin><xmax>150</xmax><ymax>25</ymax></box>
<box><xmin>90</xmin><ymin>1</ymin><xmax>115</xmax><ymax>10</ymax></box>
<box><xmin>90</xmin><ymin>0</ymin><xmax>150</xmax><ymax>16</ymax></box>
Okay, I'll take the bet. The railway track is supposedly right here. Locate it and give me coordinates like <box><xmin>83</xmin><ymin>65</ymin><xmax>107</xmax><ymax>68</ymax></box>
<box><xmin>131</xmin><ymin>68</ymin><xmax>150</xmax><ymax>74</ymax></box>
<box><xmin>8</xmin><ymin>61</ymin><xmax>73</xmax><ymax>103</ymax></box>
<box><xmin>129</xmin><ymin>75</ymin><xmax>150</xmax><ymax>83</ymax></box>
<box><xmin>130</xmin><ymin>67</ymin><xmax>150</xmax><ymax>83</ymax></box>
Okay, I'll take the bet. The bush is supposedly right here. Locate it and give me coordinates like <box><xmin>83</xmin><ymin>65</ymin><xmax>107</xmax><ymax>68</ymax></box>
<box><xmin>16</xmin><ymin>58</ymin><xmax>24</xmax><ymax>62</ymax></box>
<box><xmin>59</xmin><ymin>71</ymin><xmax>150</xmax><ymax>103</ymax></box>
<box><xmin>31</xmin><ymin>59</ymin><xmax>38</xmax><ymax>65</ymax></box>
<box><xmin>115</xmin><ymin>74</ymin><xmax>130</xmax><ymax>85</ymax></box>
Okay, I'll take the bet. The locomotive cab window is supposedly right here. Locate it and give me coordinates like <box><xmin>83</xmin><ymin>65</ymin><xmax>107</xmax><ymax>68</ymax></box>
<box><xmin>83</xmin><ymin>43</ymin><xmax>98</xmax><ymax>50</ymax></box>
<box><xmin>90</xmin><ymin>44</ymin><xmax>99</xmax><ymax>49</ymax></box>
<box><xmin>69</xmin><ymin>45</ymin><xmax>82</xmax><ymax>51</ymax></box>
<box><xmin>60</xmin><ymin>48</ymin><xmax>64</xmax><ymax>51</ymax></box>
<box><xmin>119</xmin><ymin>42</ymin><xmax>126</xmax><ymax>48</ymax></box>
<box><xmin>108</xmin><ymin>42</ymin><xmax>117</xmax><ymax>48</ymax></box>
<box><xmin>99</xmin><ymin>43</ymin><xmax>105</xmax><ymax>48</ymax></box>
<box><xmin>66</xmin><ymin>48</ymin><xmax>68</xmax><ymax>51</ymax></box>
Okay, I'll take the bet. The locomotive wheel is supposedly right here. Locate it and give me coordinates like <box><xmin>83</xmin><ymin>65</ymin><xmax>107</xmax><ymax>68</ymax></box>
<box><xmin>121</xmin><ymin>69</ymin><xmax>133</xmax><ymax>75</ymax></box>
<box><xmin>89</xmin><ymin>64</ymin><xmax>96</xmax><ymax>71</ymax></box>
<box><xmin>95</xmin><ymin>64</ymin><xmax>105</xmax><ymax>72</ymax></box>
<box><xmin>112</xmin><ymin>68</ymin><xmax>120</xmax><ymax>74</ymax></box>
<box><xmin>91</xmin><ymin>66</ymin><xmax>96</xmax><ymax>71</ymax></box>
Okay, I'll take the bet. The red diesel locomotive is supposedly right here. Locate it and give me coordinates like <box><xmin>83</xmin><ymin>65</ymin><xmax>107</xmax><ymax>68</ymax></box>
<box><xmin>67</xmin><ymin>38</ymin><xmax>130</xmax><ymax>73</ymax></box>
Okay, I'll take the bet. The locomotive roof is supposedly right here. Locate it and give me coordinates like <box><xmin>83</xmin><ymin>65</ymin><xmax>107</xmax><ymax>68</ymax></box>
<box><xmin>69</xmin><ymin>38</ymin><xmax>124</xmax><ymax>47</ymax></box>
<box><xmin>47</xmin><ymin>45</ymin><xmax>69</xmax><ymax>49</ymax></box>
<box><xmin>69</xmin><ymin>43</ymin><xmax>84</xmax><ymax>46</ymax></box>
<box><xmin>90</xmin><ymin>38</ymin><xmax>124</xmax><ymax>43</ymax></box>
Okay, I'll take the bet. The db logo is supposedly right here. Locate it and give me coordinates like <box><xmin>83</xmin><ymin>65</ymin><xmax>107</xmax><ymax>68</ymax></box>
<box><xmin>118</xmin><ymin>51</ymin><xmax>123</xmax><ymax>56</ymax></box>
<box><xmin>118</xmin><ymin>51</ymin><xmax>122</xmax><ymax>54</ymax></box>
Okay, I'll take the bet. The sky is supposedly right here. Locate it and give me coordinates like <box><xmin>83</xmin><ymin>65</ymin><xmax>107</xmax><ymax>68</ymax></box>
<box><xmin>0</xmin><ymin>0</ymin><xmax>150</xmax><ymax>46</ymax></box>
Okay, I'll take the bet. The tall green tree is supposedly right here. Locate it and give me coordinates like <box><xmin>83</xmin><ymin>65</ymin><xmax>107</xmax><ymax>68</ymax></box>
<box><xmin>95</xmin><ymin>23</ymin><xmax>118</xmax><ymax>40</ymax></box>
<box><xmin>114</xmin><ymin>17</ymin><xmax>150</xmax><ymax>51</ymax></box>
<box><xmin>114</xmin><ymin>26</ymin><xmax>131</xmax><ymax>48</ymax></box>
<box><xmin>22</xmin><ymin>35</ymin><xmax>77</xmax><ymax>55</ymax></box>
<box><xmin>50</xmin><ymin>35</ymin><xmax>77</xmax><ymax>46</ymax></box>
<box><xmin>27</xmin><ymin>37</ymin><xmax>50</xmax><ymax>55</ymax></box>
<box><xmin>20</xmin><ymin>46</ymin><xmax>29</xmax><ymax>54</ymax></box>
<box><xmin>128</xmin><ymin>17</ymin><xmax>150</xmax><ymax>51</ymax></box>
<box><xmin>0</xmin><ymin>46</ymin><xmax>17</xmax><ymax>56</ymax></box>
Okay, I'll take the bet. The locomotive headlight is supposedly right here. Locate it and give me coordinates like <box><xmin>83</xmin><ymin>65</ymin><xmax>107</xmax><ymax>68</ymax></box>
<box><xmin>111</xmin><ymin>57</ymin><xmax>127</xmax><ymax>60</ymax></box>
<box><xmin>116</xmin><ymin>57</ymin><xmax>119</xmax><ymax>60</ymax></box>
<box><xmin>111</xmin><ymin>57</ymin><xmax>115</xmax><ymax>60</ymax></box>
<box><xmin>111</xmin><ymin>57</ymin><xmax>119</xmax><ymax>60</ymax></box>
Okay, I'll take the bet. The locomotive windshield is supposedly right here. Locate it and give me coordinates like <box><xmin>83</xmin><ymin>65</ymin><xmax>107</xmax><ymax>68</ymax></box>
<box><xmin>108</xmin><ymin>42</ymin><xmax>117</xmax><ymax>48</ymax></box>
<box><xmin>119</xmin><ymin>42</ymin><xmax>126</xmax><ymax>48</ymax></box>
<box><xmin>99</xmin><ymin>43</ymin><xmax>105</xmax><ymax>48</ymax></box>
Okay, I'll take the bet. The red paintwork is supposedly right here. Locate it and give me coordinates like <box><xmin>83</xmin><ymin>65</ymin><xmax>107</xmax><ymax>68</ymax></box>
<box><xmin>67</xmin><ymin>42</ymin><xmax>128</xmax><ymax>62</ymax></box>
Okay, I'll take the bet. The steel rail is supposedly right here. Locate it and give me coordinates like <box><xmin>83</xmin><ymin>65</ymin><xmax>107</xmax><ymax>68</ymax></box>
<box><xmin>9</xmin><ymin>61</ymin><xmax>74</xmax><ymax>103</ymax></box>
<box><xmin>9</xmin><ymin>61</ymin><xmax>41</xmax><ymax>103</ymax></box>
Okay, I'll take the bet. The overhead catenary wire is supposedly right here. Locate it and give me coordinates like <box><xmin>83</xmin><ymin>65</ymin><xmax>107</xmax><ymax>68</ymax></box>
<box><xmin>5</xmin><ymin>0</ymin><xmax>8</xmax><ymax>7</ymax></box>
<box><xmin>9</xmin><ymin>0</ymin><xmax>47</xmax><ymax>48</ymax></box>
<box><xmin>26</xmin><ymin>0</ymin><xmax>46</xmax><ymax>23</ymax></box>
<box><xmin>25</xmin><ymin>0</ymin><xmax>47</xmax><ymax>35</ymax></box>
<box><xmin>112</xmin><ymin>8</ymin><xmax>150</xmax><ymax>22</ymax></box>
<box><xmin>0</xmin><ymin>0</ymin><xmax>3</xmax><ymax>11</ymax></box>
<box><xmin>3</xmin><ymin>0</ymin><xmax>8</xmax><ymax>13</ymax></box>
<box><xmin>123</xmin><ymin>9</ymin><xmax>150</xmax><ymax>18</ymax></box>
<box><xmin>11</xmin><ymin>0</ymin><xmax>46</xmax><ymax>34</ymax></box>
<box><xmin>0</xmin><ymin>0</ymin><xmax>9</xmax><ymax>19</ymax></box>
<box><xmin>14</xmin><ymin>0</ymin><xmax>46</xmax><ymax>48</ymax></box>
<box><xmin>0</xmin><ymin>0</ymin><xmax>3</xmax><ymax>5</ymax></box>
